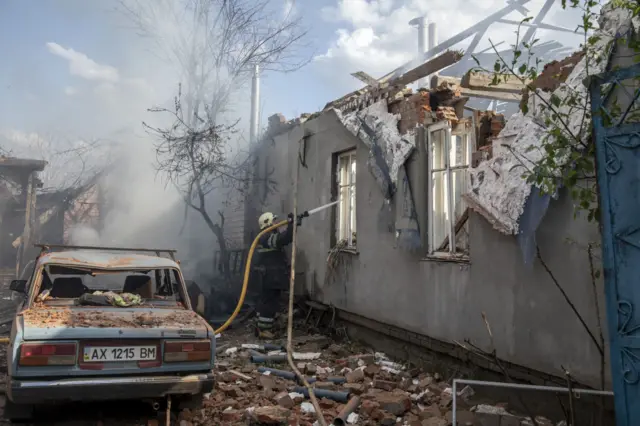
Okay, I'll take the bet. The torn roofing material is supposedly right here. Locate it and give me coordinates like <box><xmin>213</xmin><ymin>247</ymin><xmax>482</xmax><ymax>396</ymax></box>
<box><xmin>334</xmin><ymin>102</ymin><xmax>421</xmax><ymax>249</ymax></box>
<box><xmin>464</xmin><ymin>3</ymin><xmax>639</xmax><ymax>236</ymax></box>
<box><xmin>335</xmin><ymin>102</ymin><xmax>415</xmax><ymax>199</ymax></box>
<box><xmin>37</xmin><ymin>250</ymin><xmax>180</xmax><ymax>270</ymax></box>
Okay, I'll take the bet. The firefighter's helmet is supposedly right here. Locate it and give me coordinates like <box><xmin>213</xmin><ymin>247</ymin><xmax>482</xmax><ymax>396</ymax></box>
<box><xmin>259</xmin><ymin>212</ymin><xmax>277</xmax><ymax>230</ymax></box>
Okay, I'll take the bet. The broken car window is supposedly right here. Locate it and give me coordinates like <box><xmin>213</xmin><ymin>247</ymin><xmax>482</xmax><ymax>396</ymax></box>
<box><xmin>34</xmin><ymin>266</ymin><xmax>184</xmax><ymax>306</ymax></box>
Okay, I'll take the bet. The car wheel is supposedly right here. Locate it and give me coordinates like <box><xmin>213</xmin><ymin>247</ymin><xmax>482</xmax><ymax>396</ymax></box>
<box><xmin>4</xmin><ymin>400</ymin><xmax>34</xmax><ymax>423</ymax></box>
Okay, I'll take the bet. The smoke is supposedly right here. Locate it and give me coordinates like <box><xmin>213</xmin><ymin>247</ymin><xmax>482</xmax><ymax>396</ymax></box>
<box><xmin>2</xmin><ymin>0</ymin><xmax>253</xmax><ymax>281</ymax></box>
<box><xmin>68</xmin><ymin>225</ymin><xmax>101</xmax><ymax>246</ymax></box>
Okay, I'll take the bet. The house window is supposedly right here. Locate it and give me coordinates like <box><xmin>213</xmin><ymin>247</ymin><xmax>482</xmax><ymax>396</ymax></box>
<box><xmin>336</xmin><ymin>150</ymin><xmax>357</xmax><ymax>247</ymax></box>
<box><xmin>427</xmin><ymin>121</ymin><xmax>472</xmax><ymax>255</ymax></box>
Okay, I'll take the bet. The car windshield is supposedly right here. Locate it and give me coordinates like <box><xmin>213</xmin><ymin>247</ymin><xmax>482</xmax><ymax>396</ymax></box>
<box><xmin>34</xmin><ymin>264</ymin><xmax>185</xmax><ymax>307</ymax></box>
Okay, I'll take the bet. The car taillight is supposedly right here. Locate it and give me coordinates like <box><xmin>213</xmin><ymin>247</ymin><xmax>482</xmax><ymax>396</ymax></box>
<box><xmin>164</xmin><ymin>340</ymin><xmax>210</xmax><ymax>362</ymax></box>
<box><xmin>20</xmin><ymin>343</ymin><xmax>77</xmax><ymax>366</ymax></box>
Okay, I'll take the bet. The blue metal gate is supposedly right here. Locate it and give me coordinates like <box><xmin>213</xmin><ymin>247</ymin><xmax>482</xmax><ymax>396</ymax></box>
<box><xmin>591</xmin><ymin>61</ymin><xmax>640</xmax><ymax>425</ymax></box>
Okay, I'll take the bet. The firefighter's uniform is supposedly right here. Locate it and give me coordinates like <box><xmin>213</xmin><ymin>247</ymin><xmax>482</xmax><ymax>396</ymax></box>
<box><xmin>253</xmin><ymin>212</ymin><xmax>294</xmax><ymax>338</ymax></box>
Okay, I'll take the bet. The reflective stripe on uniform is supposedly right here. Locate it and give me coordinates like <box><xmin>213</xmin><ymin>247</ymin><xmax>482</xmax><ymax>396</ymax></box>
<box><xmin>268</xmin><ymin>233</ymin><xmax>278</xmax><ymax>249</ymax></box>
<box><xmin>257</xmin><ymin>316</ymin><xmax>274</xmax><ymax>323</ymax></box>
<box><xmin>257</xmin><ymin>247</ymin><xmax>277</xmax><ymax>253</ymax></box>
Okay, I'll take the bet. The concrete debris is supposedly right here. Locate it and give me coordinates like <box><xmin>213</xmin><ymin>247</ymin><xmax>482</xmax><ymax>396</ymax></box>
<box><xmin>187</xmin><ymin>325</ymin><xmax>568</xmax><ymax>426</ymax></box>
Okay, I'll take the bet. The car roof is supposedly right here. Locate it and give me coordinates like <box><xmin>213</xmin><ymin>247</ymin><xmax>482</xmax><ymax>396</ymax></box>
<box><xmin>37</xmin><ymin>250</ymin><xmax>180</xmax><ymax>270</ymax></box>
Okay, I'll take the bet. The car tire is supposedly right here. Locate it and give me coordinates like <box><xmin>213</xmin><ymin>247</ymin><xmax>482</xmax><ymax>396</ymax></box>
<box><xmin>4</xmin><ymin>400</ymin><xmax>34</xmax><ymax>423</ymax></box>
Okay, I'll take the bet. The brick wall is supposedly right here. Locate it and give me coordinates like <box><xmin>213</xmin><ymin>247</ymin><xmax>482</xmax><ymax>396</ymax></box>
<box><xmin>389</xmin><ymin>91</ymin><xmax>432</xmax><ymax>135</ymax></box>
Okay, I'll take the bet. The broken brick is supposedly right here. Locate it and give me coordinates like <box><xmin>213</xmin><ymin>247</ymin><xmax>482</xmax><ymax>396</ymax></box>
<box><xmin>364</xmin><ymin>364</ymin><xmax>381</xmax><ymax>377</ymax></box>
<box><xmin>373</xmin><ymin>379</ymin><xmax>397</xmax><ymax>391</ymax></box>
<box><xmin>343</xmin><ymin>383</ymin><xmax>365</xmax><ymax>395</ymax></box>
<box><xmin>221</xmin><ymin>409</ymin><xmax>243</xmax><ymax>423</ymax></box>
<box><xmin>275</xmin><ymin>392</ymin><xmax>295</xmax><ymax>409</ymax></box>
<box><xmin>251</xmin><ymin>406</ymin><xmax>291</xmax><ymax>424</ymax></box>
<box><xmin>375</xmin><ymin>391</ymin><xmax>412</xmax><ymax>416</ymax></box>
<box><xmin>419</xmin><ymin>404</ymin><xmax>442</xmax><ymax>420</ymax></box>
<box><xmin>346</xmin><ymin>368</ymin><xmax>365</xmax><ymax>383</ymax></box>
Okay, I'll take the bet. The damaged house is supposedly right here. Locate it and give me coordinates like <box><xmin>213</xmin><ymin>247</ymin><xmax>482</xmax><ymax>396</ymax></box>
<box><xmin>0</xmin><ymin>156</ymin><xmax>102</xmax><ymax>278</ymax></box>
<box><xmin>245</xmin><ymin>4</ymin><xmax>640</xmax><ymax>390</ymax></box>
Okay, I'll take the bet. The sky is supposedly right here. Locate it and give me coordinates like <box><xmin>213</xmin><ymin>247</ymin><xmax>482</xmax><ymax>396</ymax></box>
<box><xmin>0</xmin><ymin>0</ymin><xmax>587</xmax><ymax>245</ymax></box>
<box><xmin>0</xmin><ymin>0</ymin><xmax>586</xmax><ymax>140</ymax></box>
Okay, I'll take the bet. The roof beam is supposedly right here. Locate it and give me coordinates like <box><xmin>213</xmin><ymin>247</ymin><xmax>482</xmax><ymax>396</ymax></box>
<box><xmin>461</xmin><ymin>70</ymin><xmax>529</xmax><ymax>93</ymax></box>
<box><xmin>350</xmin><ymin>71</ymin><xmax>379</xmax><ymax>88</ymax></box>
<box><xmin>432</xmin><ymin>75</ymin><xmax>521</xmax><ymax>103</ymax></box>
<box><xmin>394</xmin><ymin>50</ymin><xmax>464</xmax><ymax>87</ymax></box>
<box><xmin>380</xmin><ymin>0</ymin><xmax>532</xmax><ymax>82</ymax></box>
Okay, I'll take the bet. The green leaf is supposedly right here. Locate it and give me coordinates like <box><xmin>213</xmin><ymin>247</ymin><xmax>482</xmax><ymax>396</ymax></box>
<box><xmin>494</xmin><ymin>62</ymin><xmax>501</xmax><ymax>72</ymax></box>
<box><xmin>550</xmin><ymin>94</ymin><xmax>562</xmax><ymax>108</ymax></box>
<box><xmin>518</xmin><ymin>64</ymin><xmax>527</xmax><ymax>74</ymax></box>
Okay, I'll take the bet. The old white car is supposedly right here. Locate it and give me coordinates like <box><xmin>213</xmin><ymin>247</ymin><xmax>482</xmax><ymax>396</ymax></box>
<box><xmin>6</xmin><ymin>245</ymin><xmax>215</xmax><ymax>420</ymax></box>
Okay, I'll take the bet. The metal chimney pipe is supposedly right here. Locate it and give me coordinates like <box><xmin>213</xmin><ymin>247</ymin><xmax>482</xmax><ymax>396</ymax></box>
<box><xmin>409</xmin><ymin>16</ymin><xmax>427</xmax><ymax>88</ymax></box>
<box><xmin>428</xmin><ymin>22</ymin><xmax>438</xmax><ymax>86</ymax></box>
<box><xmin>428</xmin><ymin>22</ymin><xmax>437</xmax><ymax>54</ymax></box>
<box><xmin>249</xmin><ymin>64</ymin><xmax>260</xmax><ymax>145</ymax></box>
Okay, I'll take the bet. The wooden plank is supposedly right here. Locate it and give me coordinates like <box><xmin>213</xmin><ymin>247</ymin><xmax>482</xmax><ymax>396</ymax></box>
<box><xmin>395</xmin><ymin>50</ymin><xmax>464</xmax><ymax>87</ymax></box>
<box><xmin>431</xmin><ymin>76</ymin><xmax>521</xmax><ymax>102</ymax></box>
<box><xmin>461</xmin><ymin>70</ymin><xmax>530</xmax><ymax>93</ymax></box>
<box><xmin>351</xmin><ymin>71</ymin><xmax>379</xmax><ymax>88</ymax></box>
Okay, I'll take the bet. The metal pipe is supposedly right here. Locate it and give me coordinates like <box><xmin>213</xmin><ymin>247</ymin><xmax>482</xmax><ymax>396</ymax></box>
<box><xmin>250</xmin><ymin>64</ymin><xmax>260</xmax><ymax>145</ymax></box>
<box><xmin>427</xmin><ymin>22</ymin><xmax>438</xmax><ymax>88</ymax></box>
<box><xmin>263</xmin><ymin>343</ymin><xmax>284</xmax><ymax>351</ymax></box>
<box><xmin>307</xmin><ymin>376</ymin><xmax>347</xmax><ymax>385</ymax></box>
<box><xmin>289</xmin><ymin>143</ymin><xmax>327</xmax><ymax>426</ymax></box>
<box><xmin>257</xmin><ymin>367</ymin><xmax>346</xmax><ymax>385</ymax></box>
<box><xmin>333</xmin><ymin>396</ymin><xmax>361</xmax><ymax>426</ymax></box>
<box><xmin>257</xmin><ymin>367</ymin><xmax>297</xmax><ymax>381</ymax></box>
<box><xmin>451</xmin><ymin>379</ymin><xmax>614</xmax><ymax>426</ymax></box>
<box><xmin>409</xmin><ymin>16</ymin><xmax>427</xmax><ymax>88</ymax></box>
<box><xmin>428</xmin><ymin>23</ymin><xmax>438</xmax><ymax>54</ymax></box>
<box><xmin>383</xmin><ymin>0</ymin><xmax>532</xmax><ymax>82</ymax></box>
<box><xmin>293</xmin><ymin>386</ymin><xmax>350</xmax><ymax>403</ymax></box>
<box><xmin>248</xmin><ymin>349</ymin><xmax>264</xmax><ymax>357</ymax></box>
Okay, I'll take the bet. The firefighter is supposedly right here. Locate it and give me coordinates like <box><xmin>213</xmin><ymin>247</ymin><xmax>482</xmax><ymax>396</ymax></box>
<box><xmin>253</xmin><ymin>211</ymin><xmax>297</xmax><ymax>338</ymax></box>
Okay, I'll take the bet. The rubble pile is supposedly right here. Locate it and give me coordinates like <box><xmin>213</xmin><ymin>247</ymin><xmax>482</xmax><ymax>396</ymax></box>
<box><xmin>181</xmin><ymin>328</ymin><xmax>561</xmax><ymax>426</ymax></box>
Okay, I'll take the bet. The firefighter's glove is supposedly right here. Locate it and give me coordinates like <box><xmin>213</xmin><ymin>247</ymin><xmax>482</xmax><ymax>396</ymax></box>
<box><xmin>287</xmin><ymin>213</ymin><xmax>295</xmax><ymax>223</ymax></box>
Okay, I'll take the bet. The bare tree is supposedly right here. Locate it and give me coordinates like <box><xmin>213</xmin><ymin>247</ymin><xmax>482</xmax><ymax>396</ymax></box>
<box><xmin>122</xmin><ymin>0</ymin><xmax>309</xmax><ymax>278</ymax></box>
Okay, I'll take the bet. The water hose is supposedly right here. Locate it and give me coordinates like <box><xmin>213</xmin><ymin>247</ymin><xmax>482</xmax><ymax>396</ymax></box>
<box><xmin>213</xmin><ymin>219</ymin><xmax>289</xmax><ymax>335</ymax></box>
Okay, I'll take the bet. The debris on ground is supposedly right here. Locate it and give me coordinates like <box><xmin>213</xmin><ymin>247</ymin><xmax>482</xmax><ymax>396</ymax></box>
<box><xmin>185</xmin><ymin>325</ymin><xmax>560</xmax><ymax>426</ymax></box>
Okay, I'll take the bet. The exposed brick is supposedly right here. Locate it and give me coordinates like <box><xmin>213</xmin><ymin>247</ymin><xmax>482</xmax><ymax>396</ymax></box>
<box><xmin>490</xmin><ymin>114</ymin><xmax>506</xmax><ymax>136</ymax></box>
<box><xmin>436</xmin><ymin>106</ymin><xmax>458</xmax><ymax>122</ymax></box>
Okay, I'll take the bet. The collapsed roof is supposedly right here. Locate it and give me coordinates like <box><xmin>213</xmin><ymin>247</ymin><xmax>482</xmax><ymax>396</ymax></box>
<box><xmin>463</xmin><ymin>2</ymin><xmax>640</xmax><ymax>263</ymax></box>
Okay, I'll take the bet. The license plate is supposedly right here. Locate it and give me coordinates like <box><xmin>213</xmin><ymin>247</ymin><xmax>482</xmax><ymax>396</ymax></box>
<box><xmin>83</xmin><ymin>346</ymin><xmax>157</xmax><ymax>362</ymax></box>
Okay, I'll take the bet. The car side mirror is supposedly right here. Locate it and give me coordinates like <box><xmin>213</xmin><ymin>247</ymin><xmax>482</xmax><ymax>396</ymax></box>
<box><xmin>10</xmin><ymin>279</ymin><xmax>27</xmax><ymax>294</ymax></box>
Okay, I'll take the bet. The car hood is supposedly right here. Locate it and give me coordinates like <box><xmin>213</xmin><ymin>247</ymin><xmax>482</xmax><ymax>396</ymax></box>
<box><xmin>19</xmin><ymin>306</ymin><xmax>211</xmax><ymax>340</ymax></box>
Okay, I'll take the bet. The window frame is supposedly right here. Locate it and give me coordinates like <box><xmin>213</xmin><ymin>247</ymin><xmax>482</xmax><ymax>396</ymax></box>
<box><xmin>426</xmin><ymin>120</ymin><xmax>474</xmax><ymax>256</ymax></box>
<box><xmin>335</xmin><ymin>149</ymin><xmax>357</xmax><ymax>249</ymax></box>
